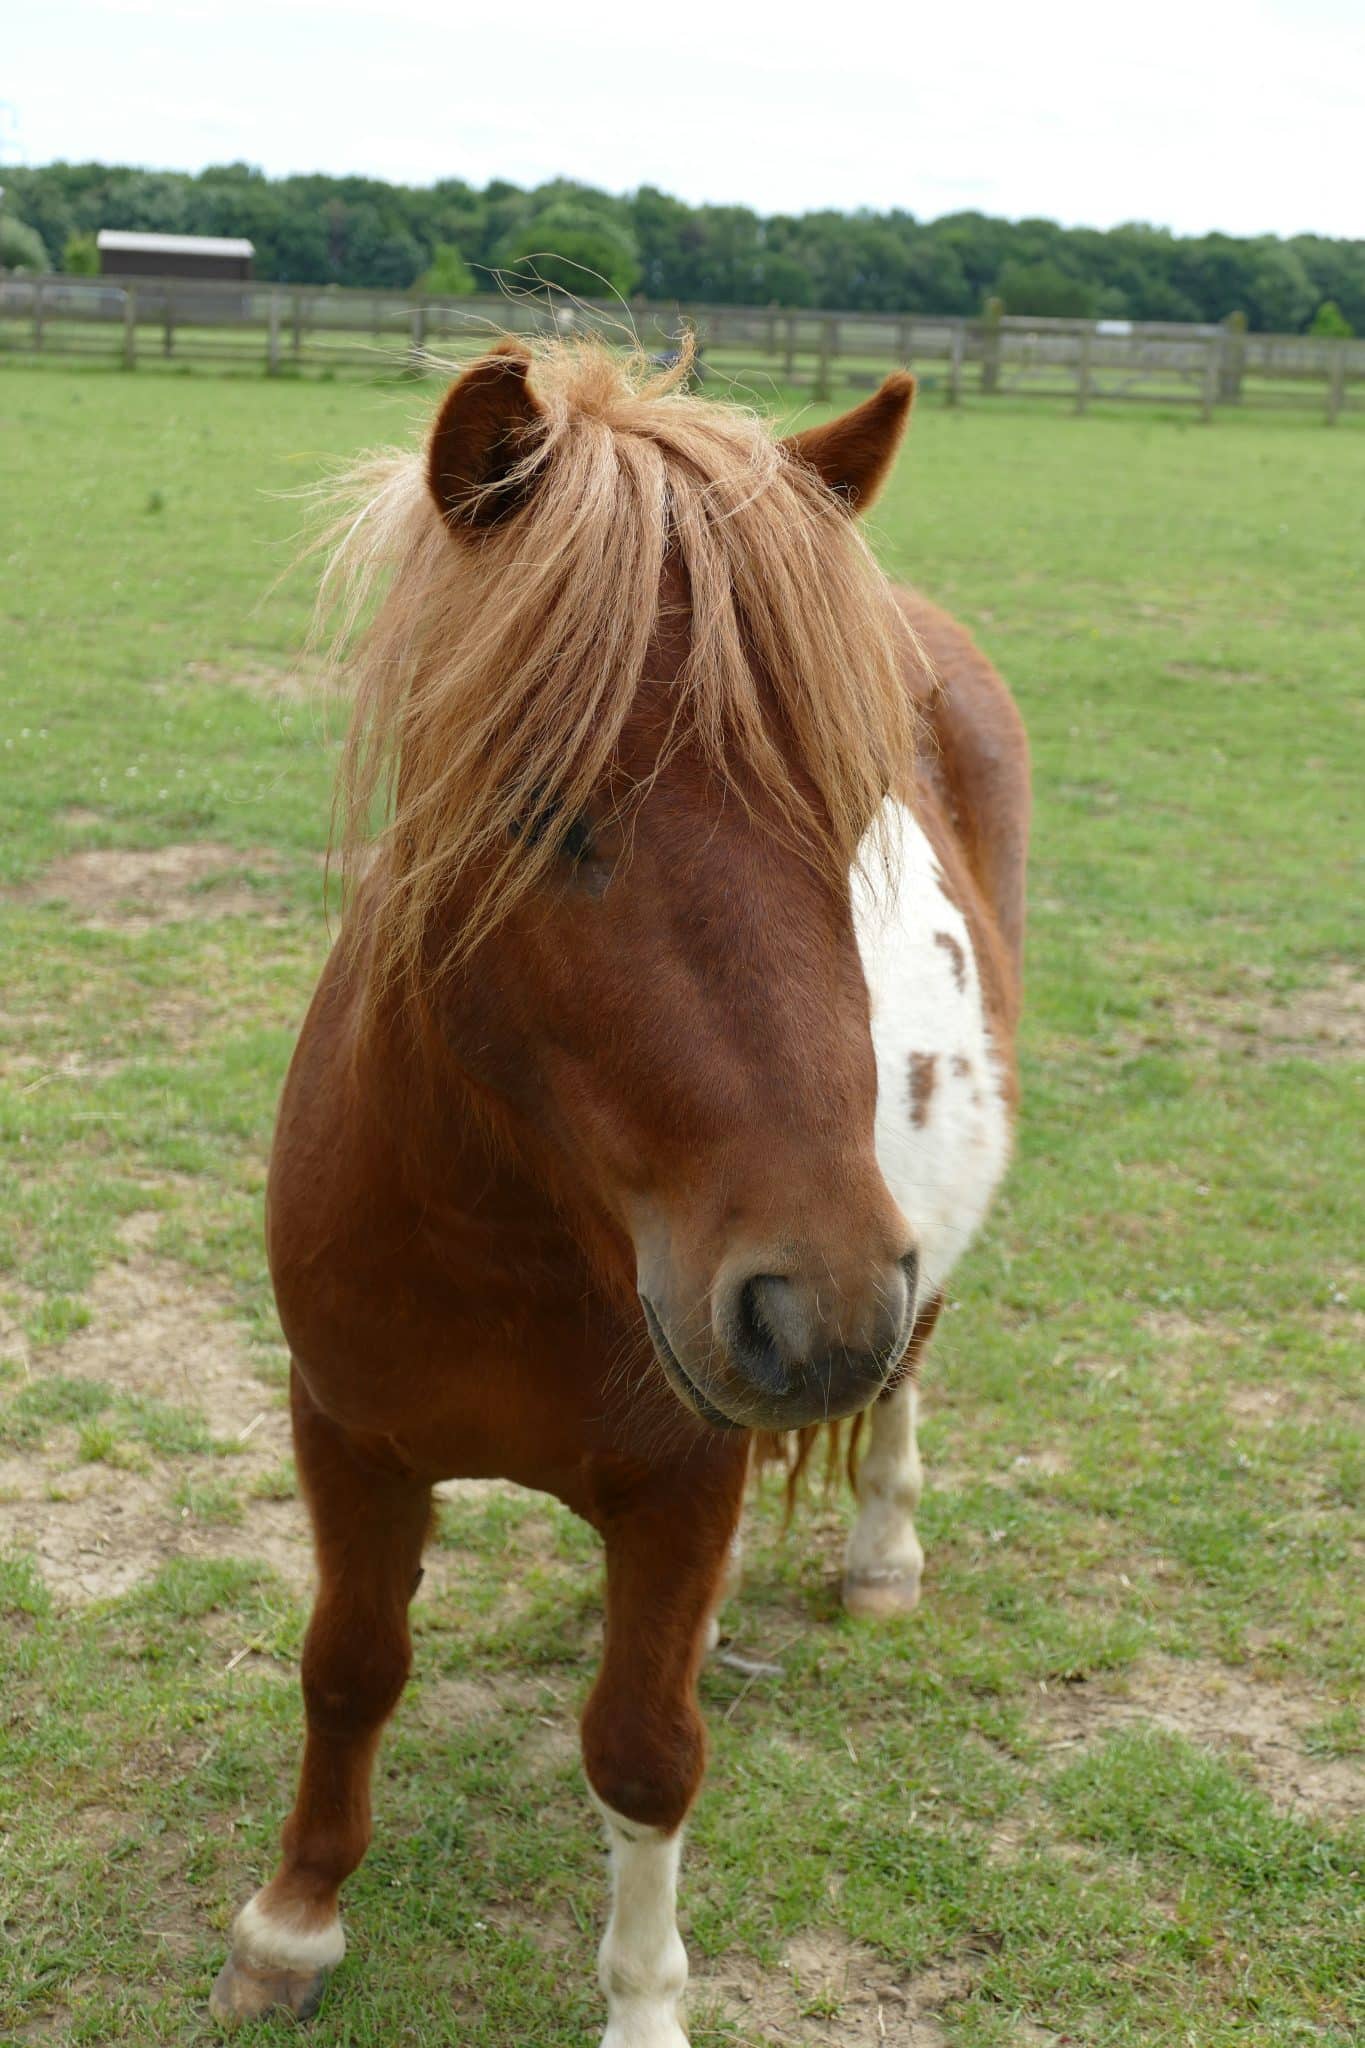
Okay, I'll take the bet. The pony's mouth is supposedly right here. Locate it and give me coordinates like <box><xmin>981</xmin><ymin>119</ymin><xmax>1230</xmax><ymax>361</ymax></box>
<box><xmin>640</xmin><ymin>1298</ymin><xmax>745</xmax><ymax>1432</ymax></box>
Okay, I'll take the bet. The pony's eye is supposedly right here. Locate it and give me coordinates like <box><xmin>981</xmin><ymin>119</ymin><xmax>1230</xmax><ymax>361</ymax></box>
<box><xmin>559</xmin><ymin>815</ymin><xmax>594</xmax><ymax>865</ymax></box>
<box><xmin>509</xmin><ymin>801</ymin><xmax>595</xmax><ymax>871</ymax></box>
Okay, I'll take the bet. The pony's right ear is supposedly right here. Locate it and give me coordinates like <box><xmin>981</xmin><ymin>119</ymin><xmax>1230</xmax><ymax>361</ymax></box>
<box><xmin>427</xmin><ymin>343</ymin><xmax>546</xmax><ymax>531</ymax></box>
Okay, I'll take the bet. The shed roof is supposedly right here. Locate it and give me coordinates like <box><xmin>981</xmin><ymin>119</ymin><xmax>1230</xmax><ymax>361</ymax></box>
<box><xmin>97</xmin><ymin>231</ymin><xmax>255</xmax><ymax>258</ymax></box>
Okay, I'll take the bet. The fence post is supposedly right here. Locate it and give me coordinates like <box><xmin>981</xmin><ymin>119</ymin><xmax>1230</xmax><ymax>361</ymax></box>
<box><xmin>292</xmin><ymin>288</ymin><xmax>304</xmax><ymax>362</ymax></box>
<box><xmin>408</xmin><ymin>303</ymin><xmax>427</xmax><ymax>374</ymax></box>
<box><xmin>946</xmin><ymin>323</ymin><xmax>964</xmax><ymax>406</ymax></box>
<box><xmin>813</xmin><ymin>316</ymin><xmax>835</xmax><ymax>402</ymax></box>
<box><xmin>1075</xmin><ymin>324</ymin><xmax>1094</xmax><ymax>414</ymax></box>
<box><xmin>163</xmin><ymin>290</ymin><xmax>175</xmax><ymax>358</ymax></box>
<box><xmin>1219</xmin><ymin>310</ymin><xmax>1247</xmax><ymax>404</ymax></box>
<box><xmin>1326</xmin><ymin>341</ymin><xmax>1346</xmax><ymax>425</ymax></box>
<box><xmin>783</xmin><ymin>312</ymin><xmax>797</xmax><ymax>383</ymax></box>
<box><xmin>122</xmin><ymin>286</ymin><xmax>137</xmax><ymax>369</ymax></box>
<box><xmin>1201</xmin><ymin>333</ymin><xmax>1220</xmax><ymax>421</ymax></box>
<box><xmin>32</xmin><ymin>279</ymin><xmax>45</xmax><ymax>352</ymax></box>
<box><xmin>267</xmin><ymin>291</ymin><xmax>282</xmax><ymax>374</ymax></box>
<box><xmin>980</xmin><ymin>298</ymin><xmax>1002</xmax><ymax>395</ymax></box>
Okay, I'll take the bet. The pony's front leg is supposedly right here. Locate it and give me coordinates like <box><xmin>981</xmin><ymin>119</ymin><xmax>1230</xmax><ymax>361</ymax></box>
<box><xmin>842</xmin><ymin>1376</ymin><xmax>925</xmax><ymax>1618</ymax></box>
<box><xmin>842</xmin><ymin>1297</ymin><xmax>941</xmax><ymax>1619</ymax></box>
<box><xmin>211</xmin><ymin>1371</ymin><xmax>431</xmax><ymax>2025</ymax></box>
<box><xmin>582</xmin><ymin>1449</ymin><xmax>747</xmax><ymax>2048</ymax></box>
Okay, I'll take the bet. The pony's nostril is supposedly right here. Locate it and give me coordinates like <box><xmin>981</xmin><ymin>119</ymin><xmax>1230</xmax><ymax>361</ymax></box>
<box><xmin>731</xmin><ymin>1276</ymin><xmax>797</xmax><ymax>1394</ymax></box>
<box><xmin>736</xmin><ymin>1277</ymin><xmax>769</xmax><ymax>1359</ymax></box>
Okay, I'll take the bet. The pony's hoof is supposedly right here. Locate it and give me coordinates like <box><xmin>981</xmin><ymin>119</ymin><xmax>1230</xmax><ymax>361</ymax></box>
<box><xmin>842</xmin><ymin>1569</ymin><xmax>922</xmax><ymax>1619</ymax></box>
<box><xmin>602</xmin><ymin>2020</ymin><xmax>689</xmax><ymax>2048</ymax></box>
<box><xmin>209</xmin><ymin>1950</ymin><xmax>330</xmax><ymax>2026</ymax></box>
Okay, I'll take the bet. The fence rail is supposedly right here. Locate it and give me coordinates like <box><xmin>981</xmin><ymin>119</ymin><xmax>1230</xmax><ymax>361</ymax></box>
<box><xmin>1</xmin><ymin>273</ymin><xmax>1360</xmax><ymax>421</ymax></box>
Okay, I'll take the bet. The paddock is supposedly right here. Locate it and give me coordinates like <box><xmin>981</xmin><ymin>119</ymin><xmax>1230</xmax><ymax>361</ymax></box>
<box><xmin>0</xmin><ymin>362</ymin><xmax>1360</xmax><ymax>2047</ymax></box>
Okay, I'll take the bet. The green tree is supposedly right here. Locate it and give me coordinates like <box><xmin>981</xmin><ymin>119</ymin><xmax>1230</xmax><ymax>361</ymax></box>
<box><xmin>5</xmin><ymin>159</ymin><xmax>1365</xmax><ymax>323</ymax></box>
<box><xmin>0</xmin><ymin>213</ymin><xmax>50</xmax><ymax>273</ymax></box>
<box><xmin>62</xmin><ymin>231</ymin><xmax>99</xmax><ymax>275</ymax></box>
<box><xmin>632</xmin><ymin>185</ymin><xmax>701</xmax><ymax>299</ymax></box>
<box><xmin>1309</xmin><ymin>299</ymin><xmax>1353</xmax><ymax>338</ymax></box>
<box><xmin>498</xmin><ymin>200</ymin><xmax>641</xmax><ymax>299</ymax></box>
<box><xmin>414</xmin><ymin>243</ymin><xmax>477</xmax><ymax>296</ymax></box>
<box><xmin>995</xmin><ymin>258</ymin><xmax>1097</xmax><ymax>318</ymax></box>
<box><xmin>1242</xmin><ymin>241</ymin><xmax>1315</xmax><ymax>332</ymax></box>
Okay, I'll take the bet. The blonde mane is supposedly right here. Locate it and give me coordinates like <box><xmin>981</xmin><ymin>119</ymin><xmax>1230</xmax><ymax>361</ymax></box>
<box><xmin>315</xmin><ymin>339</ymin><xmax>921</xmax><ymax>988</ymax></box>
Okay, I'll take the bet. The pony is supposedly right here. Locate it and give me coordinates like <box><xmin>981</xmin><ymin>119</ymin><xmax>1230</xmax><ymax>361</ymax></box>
<box><xmin>209</xmin><ymin>339</ymin><xmax>1029</xmax><ymax>2042</ymax></box>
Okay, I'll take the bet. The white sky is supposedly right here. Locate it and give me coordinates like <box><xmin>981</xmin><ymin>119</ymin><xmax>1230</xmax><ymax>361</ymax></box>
<box><xmin>4</xmin><ymin>0</ymin><xmax>1361</xmax><ymax>239</ymax></box>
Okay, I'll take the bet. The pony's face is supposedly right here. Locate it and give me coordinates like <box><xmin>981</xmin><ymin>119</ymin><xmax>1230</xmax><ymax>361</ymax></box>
<box><xmin>423</xmin><ymin>349</ymin><xmax>920</xmax><ymax>1433</ymax></box>
<box><xmin>445</xmin><ymin>687</ymin><xmax>917</xmax><ymax>1434</ymax></box>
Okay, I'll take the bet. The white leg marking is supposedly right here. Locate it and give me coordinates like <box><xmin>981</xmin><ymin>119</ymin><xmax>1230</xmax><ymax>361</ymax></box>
<box><xmin>843</xmin><ymin>1381</ymin><xmax>925</xmax><ymax>1616</ymax></box>
<box><xmin>231</xmin><ymin>1888</ymin><xmax>346</xmax><ymax>1974</ymax></box>
<box><xmin>592</xmin><ymin>1795</ymin><xmax>689</xmax><ymax>2048</ymax></box>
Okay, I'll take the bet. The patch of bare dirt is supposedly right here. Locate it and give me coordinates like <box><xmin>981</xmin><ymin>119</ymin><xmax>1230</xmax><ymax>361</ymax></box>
<box><xmin>0</xmin><ymin>993</ymin><xmax>215</xmax><ymax>1086</ymax></box>
<box><xmin>1163</xmin><ymin>663</ymin><xmax>1266</xmax><ymax>687</ymax></box>
<box><xmin>1140</xmin><ymin>1308</ymin><xmax>1208</xmax><ymax>1349</ymax></box>
<box><xmin>410</xmin><ymin>1668</ymin><xmax>561</xmax><ymax>1731</ymax></box>
<box><xmin>65</xmin><ymin>1222</ymin><xmax>287</xmax><ymax>1445</ymax></box>
<box><xmin>0</xmin><ymin>1453</ymin><xmax>183</xmax><ymax>1603</ymax></box>
<box><xmin>183</xmin><ymin>655</ymin><xmax>328</xmax><ymax>704</ymax></box>
<box><xmin>1285</xmin><ymin>968</ymin><xmax>1365</xmax><ymax>1057</ymax></box>
<box><xmin>700</xmin><ymin>1939</ymin><xmax>1000</xmax><ymax>2047</ymax></box>
<box><xmin>986</xmin><ymin>1448</ymin><xmax>1072</xmax><ymax>1489</ymax></box>
<box><xmin>1032</xmin><ymin>1658</ymin><xmax>1363</xmax><ymax>1824</ymax></box>
<box><xmin>0</xmin><ymin>1282</ymin><xmax>43</xmax><ymax>1374</ymax></box>
<box><xmin>15</xmin><ymin>844</ymin><xmax>291</xmax><ymax>933</ymax></box>
<box><xmin>1148</xmin><ymin>965</ymin><xmax>1365</xmax><ymax>1062</ymax></box>
<box><xmin>0</xmin><ymin>1227</ymin><xmax>311</xmax><ymax>1603</ymax></box>
<box><xmin>1223</xmin><ymin>1383</ymin><xmax>1292</xmax><ymax>1425</ymax></box>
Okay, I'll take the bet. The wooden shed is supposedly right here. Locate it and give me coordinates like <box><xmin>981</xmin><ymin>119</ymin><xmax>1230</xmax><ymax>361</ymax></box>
<box><xmin>96</xmin><ymin>231</ymin><xmax>255</xmax><ymax>283</ymax></box>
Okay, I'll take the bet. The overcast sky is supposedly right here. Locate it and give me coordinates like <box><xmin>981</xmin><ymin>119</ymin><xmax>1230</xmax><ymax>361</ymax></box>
<box><xmin>4</xmin><ymin>0</ymin><xmax>1360</xmax><ymax>239</ymax></box>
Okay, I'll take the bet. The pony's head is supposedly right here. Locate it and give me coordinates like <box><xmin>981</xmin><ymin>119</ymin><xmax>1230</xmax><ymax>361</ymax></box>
<box><xmin>327</xmin><ymin>340</ymin><xmax>925</xmax><ymax>1433</ymax></box>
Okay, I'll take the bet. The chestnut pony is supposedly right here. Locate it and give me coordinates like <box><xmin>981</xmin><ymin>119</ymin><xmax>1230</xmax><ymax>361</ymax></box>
<box><xmin>211</xmin><ymin>341</ymin><xmax>1029</xmax><ymax>2042</ymax></box>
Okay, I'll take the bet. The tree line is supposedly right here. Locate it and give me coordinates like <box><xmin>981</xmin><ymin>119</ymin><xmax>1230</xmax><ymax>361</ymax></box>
<box><xmin>2</xmin><ymin>160</ymin><xmax>1359</xmax><ymax>335</ymax></box>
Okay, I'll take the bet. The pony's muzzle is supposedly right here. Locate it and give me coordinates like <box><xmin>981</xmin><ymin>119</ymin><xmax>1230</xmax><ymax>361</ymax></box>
<box><xmin>641</xmin><ymin>1244</ymin><xmax>918</xmax><ymax>1431</ymax></box>
<box><xmin>716</xmin><ymin>1250</ymin><xmax>917</xmax><ymax>1423</ymax></box>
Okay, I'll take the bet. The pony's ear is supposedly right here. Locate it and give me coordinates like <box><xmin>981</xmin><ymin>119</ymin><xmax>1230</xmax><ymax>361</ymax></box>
<box><xmin>780</xmin><ymin>372</ymin><xmax>915</xmax><ymax>514</ymax></box>
<box><xmin>427</xmin><ymin>342</ymin><xmax>546</xmax><ymax>531</ymax></box>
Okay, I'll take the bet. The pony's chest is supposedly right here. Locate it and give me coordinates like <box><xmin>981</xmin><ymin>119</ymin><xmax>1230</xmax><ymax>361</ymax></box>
<box><xmin>853</xmin><ymin>805</ymin><xmax>1011</xmax><ymax>1295</ymax></box>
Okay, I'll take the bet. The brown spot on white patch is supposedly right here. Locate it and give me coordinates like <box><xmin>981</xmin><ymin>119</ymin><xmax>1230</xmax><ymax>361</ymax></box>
<box><xmin>934</xmin><ymin>928</ymin><xmax>967</xmax><ymax>992</ymax></box>
<box><xmin>951</xmin><ymin>1053</ymin><xmax>972</xmax><ymax>1078</ymax></box>
<box><xmin>907</xmin><ymin>1051</ymin><xmax>938</xmax><ymax>1127</ymax></box>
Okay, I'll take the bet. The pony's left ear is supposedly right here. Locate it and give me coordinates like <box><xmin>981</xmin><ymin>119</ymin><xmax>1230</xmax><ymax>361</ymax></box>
<box><xmin>427</xmin><ymin>341</ymin><xmax>546</xmax><ymax>531</ymax></box>
<box><xmin>779</xmin><ymin>371</ymin><xmax>915</xmax><ymax>514</ymax></box>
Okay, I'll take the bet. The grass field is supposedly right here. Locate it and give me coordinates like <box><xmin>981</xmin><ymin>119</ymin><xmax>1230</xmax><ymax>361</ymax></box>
<box><xmin>0</xmin><ymin>361</ymin><xmax>1361</xmax><ymax>2047</ymax></box>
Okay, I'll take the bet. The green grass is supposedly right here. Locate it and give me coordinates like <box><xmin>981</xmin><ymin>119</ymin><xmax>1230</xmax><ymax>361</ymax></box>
<box><xmin>0</xmin><ymin>364</ymin><xmax>1360</xmax><ymax>2045</ymax></box>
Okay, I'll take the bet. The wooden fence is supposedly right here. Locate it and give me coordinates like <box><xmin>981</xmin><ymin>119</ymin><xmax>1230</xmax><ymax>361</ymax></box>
<box><xmin>1</xmin><ymin>273</ymin><xmax>1360</xmax><ymax>421</ymax></box>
